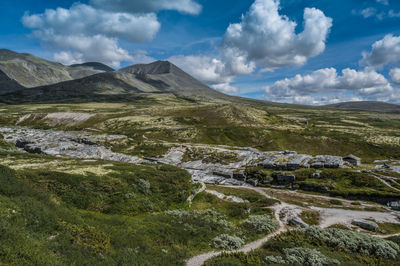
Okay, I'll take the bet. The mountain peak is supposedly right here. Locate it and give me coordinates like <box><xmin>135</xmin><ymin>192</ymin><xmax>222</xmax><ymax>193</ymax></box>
<box><xmin>120</xmin><ymin>60</ymin><xmax>180</xmax><ymax>75</ymax></box>
<box><xmin>0</xmin><ymin>48</ymin><xmax>31</xmax><ymax>61</ymax></box>
<box><xmin>70</xmin><ymin>62</ymin><xmax>114</xmax><ymax>72</ymax></box>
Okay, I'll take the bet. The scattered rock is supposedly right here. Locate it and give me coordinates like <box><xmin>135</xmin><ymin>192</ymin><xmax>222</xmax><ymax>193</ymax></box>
<box><xmin>287</xmin><ymin>154</ymin><xmax>313</xmax><ymax>170</ymax></box>
<box><xmin>311</xmin><ymin>170</ymin><xmax>322</xmax><ymax>178</ymax></box>
<box><xmin>289</xmin><ymin>217</ymin><xmax>308</xmax><ymax>228</ymax></box>
<box><xmin>272</xmin><ymin>172</ymin><xmax>296</xmax><ymax>185</ymax></box>
<box><xmin>311</xmin><ymin>155</ymin><xmax>344</xmax><ymax>169</ymax></box>
<box><xmin>247</xmin><ymin>179</ymin><xmax>258</xmax><ymax>186</ymax></box>
<box><xmin>0</xmin><ymin>127</ymin><xmax>142</xmax><ymax>164</ymax></box>
<box><xmin>24</xmin><ymin>144</ymin><xmax>43</xmax><ymax>154</ymax></box>
<box><xmin>213</xmin><ymin>170</ymin><xmax>233</xmax><ymax>179</ymax></box>
<box><xmin>206</xmin><ymin>190</ymin><xmax>247</xmax><ymax>203</ymax></box>
<box><xmin>233</xmin><ymin>170</ymin><xmax>246</xmax><ymax>181</ymax></box>
<box><xmin>352</xmin><ymin>219</ymin><xmax>378</xmax><ymax>231</ymax></box>
<box><xmin>388</xmin><ymin>201</ymin><xmax>400</xmax><ymax>211</ymax></box>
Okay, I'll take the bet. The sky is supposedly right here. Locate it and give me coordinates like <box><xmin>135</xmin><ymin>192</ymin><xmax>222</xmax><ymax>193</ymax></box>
<box><xmin>1</xmin><ymin>0</ymin><xmax>400</xmax><ymax>105</ymax></box>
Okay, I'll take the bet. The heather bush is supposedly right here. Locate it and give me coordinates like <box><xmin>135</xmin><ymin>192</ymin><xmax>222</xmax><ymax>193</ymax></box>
<box><xmin>302</xmin><ymin>226</ymin><xmax>400</xmax><ymax>259</ymax></box>
<box><xmin>165</xmin><ymin>208</ymin><xmax>232</xmax><ymax>230</ymax></box>
<box><xmin>136</xmin><ymin>178</ymin><xmax>151</xmax><ymax>195</ymax></box>
<box><xmin>211</xmin><ymin>234</ymin><xmax>244</xmax><ymax>250</ymax></box>
<box><xmin>265</xmin><ymin>247</ymin><xmax>340</xmax><ymax>266</ymax></box>
<box><xmin>204</xmin><ymin>252</ymin><xmax>262</xmax><ymax>266</ymax></box>
<box><xmin>241</xmin><ymin>214</ymin><xmax>279</xmax><ymax>233</ymax></box>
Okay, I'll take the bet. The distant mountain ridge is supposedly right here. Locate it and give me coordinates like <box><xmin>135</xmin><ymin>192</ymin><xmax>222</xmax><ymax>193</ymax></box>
<box><xmin>70</xmin><ymin>62</ymin><xmax>115</xmax><ymax>72</ymax></box>
<box><xmin>2</xmin><ymin>49</ymin><xmax>400</xmax><ymax>113</ymax></box>
<box><xmin>0</xmin><ymin>69</ymin><xmax>24</xmax><ymax>93</ymax></box>
<box><xmin>0</xmin><ymin>50</ymin><xmax>227</xmax><ymax>103</ymax></box>
<box><xmin>0</xmin><ymin>49</ymin><xmax>114</xmax><ymax>88</ymax></box>
<box><xmin>325</xmin><ymin>101</ymin><xmax>400</xmax><ymax>113</ymax></box>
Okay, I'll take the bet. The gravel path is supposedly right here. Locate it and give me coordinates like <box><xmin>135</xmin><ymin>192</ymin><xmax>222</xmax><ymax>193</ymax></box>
<box><xmin>186</xmin><ymin>187</ymin><xmax>288</xmax><ymax>266</ymax></box>
<box><xmin>311</xmin><ymin>206</ymin><xmax>400</xmax><ymax>228</ymax></box>
<box><xmin>186</xmin><ymin>185</ymin><xmax>400</xmax><ymax>266</ymax></box>
<box><xmin>372</xmin><ymin>173</ymin><xmax>400</xmax><ymax>192</ymax></box>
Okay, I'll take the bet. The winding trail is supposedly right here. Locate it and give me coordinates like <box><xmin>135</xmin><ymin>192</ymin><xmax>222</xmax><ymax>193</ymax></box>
<box><xmin>186</xmin><ymin>185</ymin><xmax>400</xmax><ymax>266</ymax></box>
<box><xmin>372</xmin><ymin>173</ymin><xmax>400</xmax><ymax>193</ymax></box>
<box><xmin>186</xmin><ymin>186</ymin><xmax>289</xmax><ymax>266</ymax></box>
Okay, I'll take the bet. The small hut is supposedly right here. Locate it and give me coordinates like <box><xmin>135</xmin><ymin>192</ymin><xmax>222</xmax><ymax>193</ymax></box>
<box><xmin>343</xmin><ymin>154</ymin><xmax>361</xmax><ymax>166</ymax></box>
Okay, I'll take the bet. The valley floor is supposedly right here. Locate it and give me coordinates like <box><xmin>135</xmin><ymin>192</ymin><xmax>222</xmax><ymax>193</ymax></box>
<box><xmin>0</xmin><ymin>101</ymin><xmax>400</xmax><ymax>265</ymax></box>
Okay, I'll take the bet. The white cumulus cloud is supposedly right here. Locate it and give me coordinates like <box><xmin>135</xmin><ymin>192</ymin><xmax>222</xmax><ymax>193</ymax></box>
<box><xmin>221</xmin><ymin>0</ymin><xmax>332</xmax><ymax>71</ymax></box>
<box><xmin>361</xmin><ymin>34</ymin><xmax>400</xmax><ymax>68</ymax></box>
<box><xmin>22</xmin><ymin>4</ymin><xmax>161</xmax><ymax>67</ymax></box>
<box><xmin>376</xmin><ymin>0</ymin><xmax>389</xmax><ymax>5</ymax></box>
<box><xmin>23</xmin><ymin>4</ymin><xmax>160</xmax><ymax>43</ymax></box>
<box><xmin>168</xmin><ymin>55</ymin><xmax>238</xmax><ymax>93</ymax></box>
<box><xmin>263</xmin><ymin>68</ymin><xmax>396</xmax><ymax>104</ymax></box>
<box><xmin>361</xmin><ymin>8</ymin><xmax>377</xmax><ymax>18</ymax></box>
<box><xmin>51</xmin><ymin>35</ymin><xmax>134</xmax><ymax>68</ymax></box>
<box><xmin>170</xmin><ymin>0</ymin><xmax>332</xmax><ymax>94</ymax></box>
<box><xmin>90</xmin><ymin>0</ymin><xmax>202</xmax><ymax>15</ymax></box>
<box><xmin>390</xmin><ymin>68</ymin><xmax>400</xmax><ymax>84</ymax></box>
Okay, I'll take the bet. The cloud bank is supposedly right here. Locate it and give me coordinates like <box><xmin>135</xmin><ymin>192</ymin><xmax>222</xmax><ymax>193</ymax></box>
<box><xmin>173</xmin><ymin>0</ymin><xmax>332</xmax><ymax>93</ymax></box>
<box><xmin>361</xmin><ymin>34</ymin><xmax>400</xmax><ymax>68</ymax></box>
<box><xmin>22</xmin><ymin>1</ymin><xmax>201</xmax><ymax>67</ymax></box>
<box><xmin>222</xmin><ymin>0</ymin><xmax>332</xmax><ymax>71</ymax></box>
<box><xmin>390</xmin><ymin>68</ymin><xmax>400</xmax><ymax>84</ymax></box>
<box><xmin>90</xmin><ymin>0</ymin><xmax>202</xmax><ymax>15</ymax></box>
<box><xmin>263</xmin><ymin>68</ymin><xmax>397</xmax><ymax>105</ymax></box>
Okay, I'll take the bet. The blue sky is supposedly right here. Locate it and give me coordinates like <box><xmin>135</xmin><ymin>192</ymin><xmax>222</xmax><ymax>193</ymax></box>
<box><xmin>1</xmin><ymin>0</ymin><xmax>400</xmax><ymax>104</ymax></box>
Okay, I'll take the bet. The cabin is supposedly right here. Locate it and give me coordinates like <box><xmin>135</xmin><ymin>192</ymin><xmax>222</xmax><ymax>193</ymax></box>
<box><xmin>343</xmin><ymin>154</ymin><xmax>361</xmax><ymax>166</ymax></box>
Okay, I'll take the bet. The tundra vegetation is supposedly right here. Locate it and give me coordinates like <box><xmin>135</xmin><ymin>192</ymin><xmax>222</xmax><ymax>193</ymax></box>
<box><xmin>206</xmin><ymin>227</ymin><xmax>400</xmax><ymax>265</ymax></box>
<box><xmin>1</xmin><ymin>87</ymin><xmax>400</xmax><ymax>265</ymax></box>
<box><xmin>0</xmin><ymin>157</ymin><xmax>280</xmax><ymax>265</ymax></box>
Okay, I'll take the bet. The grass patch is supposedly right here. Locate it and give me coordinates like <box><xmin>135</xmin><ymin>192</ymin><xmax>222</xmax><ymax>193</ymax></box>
<box><xmin>182</xmin><ymin>147</ymin><xmax>239</xmax><ymax>165</ymax></box>
<box><xmin>377</xmin><ymin>222</ymin><xmax>400</xmax><ymax>235</ymax></box>
<box><xmin>299</xmin><ymin>210</ymin><xmax>320</xmax><ymax>225</ymax></box>
<box><xmin>206</xmin><ymin>227</ymin><xmax>400</xmax><ymax>265</ymax></box>
<box><xmin>206</xmin><ymin>185</ymin><xmax>279</xmax><ymax>207</ymax></box>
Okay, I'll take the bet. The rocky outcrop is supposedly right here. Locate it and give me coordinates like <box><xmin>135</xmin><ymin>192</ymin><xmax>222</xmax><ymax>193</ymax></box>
<box><xmin>213</xmin><ymin>170</ymin><xmax>233</xmax><ymax>179</ymax></box>
<box><xmin>352</xmin><ymin>219</ymin><xmax>378</xmax><ymax>231</ymax></box>
<box><xmin>0</xmin><ymin>127</ymin><xmax>359</xmax><ymax>191</ymax></box>
<box><xmin>299</xmin><ymin>184</ymin><xmax>331</xmax><ymax>193</ymax></box>
<box><xmin>388</xmin><ymin>201</ymin><xmax>400</xmax><ymax>211</ymax></box>
<box><xmin>259</xmin><ymin>152</ymin><xmax>343</xmax><ymax>170</ymax></box>
<box><xmin>272</xmin><ymin>172</ymin><xmax>296</xmax><ymax>185</ymax></box>
<box><xmin>233</xmin><ymin>170</ymin><xmax>246</xmax><ymax>181</ymax></box>
<box><xmin>289</xmin><ymin>217</ymin><xmax>308</xmax><ymax>228</ymax></box>
<box><xmin>310</xmin><ymin>155</ymin><xmax>344</xmax><ymax>169</ymax></box>
<box><xmin>0</xmin><ymin>127</ymin><xmax>142</xmax><ymax>164</ymax></box>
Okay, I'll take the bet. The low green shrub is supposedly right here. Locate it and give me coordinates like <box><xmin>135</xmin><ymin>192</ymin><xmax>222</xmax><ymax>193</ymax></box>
<box><xmin>241</xmin><ymin>214</ymin><xmax>279</xmax><ymax>234</ymax></box>
<box><xmin>211</xmin><ymin>234</ymin><xmax>244</xmax><ymax>250</ymax></box>
<box><xmin>299</xmin><ymin>210</ymin><xmax>320</xmax><ymax>225</ymax></box>
<box><xmin>58</xmin><ymin>221</ymin><xmax>112</xmax><ymax>254</ymax></box>
<box><xmin>302</xmin><ymin>226</ymin><xmax>400</xmax><ymax>259</ymax></box>
<box><xmin>329</xmin><ymin>199</ymin><xmax>343</xmax><ymax>205</ymax></box>
<box><xmin>165</xmin><ymin>209</ymin><xmax>232</xmax><ymax>231</ymax></box>
<box><xmin>265</xmin><ymin>247</ymin><xmax>340</xmax><ymax>266</ymax></box>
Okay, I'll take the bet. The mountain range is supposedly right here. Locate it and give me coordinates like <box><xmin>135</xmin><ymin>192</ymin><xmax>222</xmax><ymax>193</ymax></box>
<box><xmin>0</xmin><ymin>49</ymin><xmax>399</xmax><ymax>112</ymax></box>
<box><xmin>325</xmin><ymin>101</ymin><xmax>400</xmax><ymax>113</ymax></box>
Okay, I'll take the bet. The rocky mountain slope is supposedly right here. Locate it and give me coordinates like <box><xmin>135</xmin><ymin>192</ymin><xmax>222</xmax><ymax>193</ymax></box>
<box><xmin>0</xmin><ymin>69</ymin><xmax>24</xmax><ymax>93</ymax></box>
<box><xmin>120</xmin><ymin>61</ymin><xmax>226</xmax><ymax>99</ymax></box>
<box><xmin>0</xmin><ymin>49</ymin><xmax>113</xmax><ymax>89</ymax></box>
<box><xmin>325</xmin><ymin>101</ymin><xmax>400</xmax><ymax>113</ymax></box>
<box><xmin>0</xmin><ymin>56</ymin><xmax>228</xmax><ymax>103</ymax></box>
